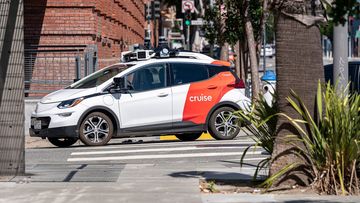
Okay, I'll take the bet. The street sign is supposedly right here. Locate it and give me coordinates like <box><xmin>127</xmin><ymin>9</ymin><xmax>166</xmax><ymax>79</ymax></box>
<box><xmin>191</xmin><ymin>18</ymin><xmax>204</xmax><ymax>26</ymax></box>
<box><xmin>182</xmin><ymin>0</ymin><xmax>195</xmax><ymax>13</ymax></box>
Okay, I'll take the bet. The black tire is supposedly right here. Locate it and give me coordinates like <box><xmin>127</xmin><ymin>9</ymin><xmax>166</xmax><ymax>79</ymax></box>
<box><xmin>208</xmin><ymin>106</ymin><xmax>240</xmax><ymax>140</ymax></box>
<box><xmin>79</xmin><ymin>112</ymin><xmax>114</xmax><ymax>146</ymax></box>
<box><xmin>48</xmin><ymin>137</ymin><xmax>78</xmax><ymax>147</ymax></box>
<box><xmin>175</xmin><ymin>133</ymin><xmax>202</xmax><ymax>141</ymax></box>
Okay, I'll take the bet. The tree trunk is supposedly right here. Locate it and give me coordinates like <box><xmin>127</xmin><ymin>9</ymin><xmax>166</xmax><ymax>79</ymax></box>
<box><xmin>234</xmin><ymin>41</ymin><xmax>241</xmax><ymax>78</ymax></box>
<box><xmin>245</xmin><ymin>19</ymin><xmax>260</xmax><ymax>101</ymax></box>
<box><xmin>269</xmin><ymin>13</ymin><xmax>324</xmax><ymax>186</ymax></box>
<box><xmin>220</xmin><ymin>42</ymin><xmax>229</xmax><ymax>61</ymax></box>
<box><xmin>0</xmin><ymin>0</ymin><xmax>25</xmax><ymax>176</ymax></box>
<box><xmin>238</xmin><ymin>41</ymin><xmax>247</xmax><ymax>83</ymax></box>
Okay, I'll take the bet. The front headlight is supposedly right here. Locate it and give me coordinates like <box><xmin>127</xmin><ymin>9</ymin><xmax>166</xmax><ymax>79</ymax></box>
<box><xmin>57</xmin><ymin>97</ymin><xmax>84</xmax><ymax>109</ymax></box>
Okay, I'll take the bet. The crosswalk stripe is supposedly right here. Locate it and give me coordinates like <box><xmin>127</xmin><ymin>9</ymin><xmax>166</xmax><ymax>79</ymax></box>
<box><xmin>70</xmin><ymin>146</ymin><xmax>262</xmax><ymax>156</ymax></box>
<box><xmin>75</xmin><ymin>140</ymin><xmax>255</xmax><ymax>150</ymax></box>
<box><xmin>67</xmin><ymin>151</ymin><xmax>265</xmax><ymax>162</ymax></box>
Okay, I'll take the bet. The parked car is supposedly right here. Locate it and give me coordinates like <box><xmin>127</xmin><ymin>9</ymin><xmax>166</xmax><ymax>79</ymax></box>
<box><xmin>324</xmin><ymin>61</ymin><xmax>360</xmax><ymax>93</ymax></box>
<box><xmin>30</xmin><ymin>50</ymin><xmax>251</xmax><ymax>147</ymax></box>
<box><xmin>260</xmin><ymin>45</ymin><xmax>274</xmax><ymax>57</ymax></box>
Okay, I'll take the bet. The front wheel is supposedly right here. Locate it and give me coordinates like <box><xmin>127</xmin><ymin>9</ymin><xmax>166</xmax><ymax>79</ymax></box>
<box><xmin>79</xmin><ymin>112</ymin><xmax>114</xmax><ymax>146</ymax></box>
<box><xmin>48</xmin><ymin>137</ymin><xmax>78</xmax><ymax>147</ymax></box>
<box><xmin>175</xmin><ymin>133</ymin><xmax>202</xmax><ymax>141</ymax></box>
<box><xmin>208</xmin><ymin>107</ymin><xmax>240</xmax><ymax>140</ymax></box>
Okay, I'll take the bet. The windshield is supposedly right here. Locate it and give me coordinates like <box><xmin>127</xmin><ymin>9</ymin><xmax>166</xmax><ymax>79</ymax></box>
<box><xmin>69</xmin><ymin>64</ymin><xmax>131</xmax><ymax>89</ymax></box>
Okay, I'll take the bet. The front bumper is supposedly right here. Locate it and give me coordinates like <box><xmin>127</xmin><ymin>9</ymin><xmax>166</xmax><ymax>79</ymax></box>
<box><xmin>29</xmin><ymin>125</ymin><xmax>78</xmax><ymax>138</ymax></box>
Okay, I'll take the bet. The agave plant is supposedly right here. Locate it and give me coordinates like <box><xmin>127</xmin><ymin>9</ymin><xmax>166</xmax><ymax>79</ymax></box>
<box><xmin>264</xmin><ymin>81</ymin><xmax>360</xmax><ymax>195</ymax></box>
<box><xmin>237</xmin><ymin>92</ymin><xmax>278</xmax><ymax>180</ymax></box>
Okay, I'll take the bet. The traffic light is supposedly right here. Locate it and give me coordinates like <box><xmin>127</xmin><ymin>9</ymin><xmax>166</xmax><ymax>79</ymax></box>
<box><xmin>152</xmin><ymin>0</ymin><xmax>160</xmax><ymax>19</ymax></box>
<box><xmin>145</xmin><ymin>3</ymin><xmax>152</xmax><ymax>20</ymax></box>
<box><xmin>184</xmin><ymin>9</ymin><xmax>191</xmax><ymax>26</ymax></box>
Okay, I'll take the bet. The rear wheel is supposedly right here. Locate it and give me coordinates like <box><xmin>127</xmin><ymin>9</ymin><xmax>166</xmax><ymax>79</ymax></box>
<box><xmin>175</xmin><ymin>133</ymin><xmax>202</xmax><ymax>141</ymax></box>
<box><xmin>208</xmin><ymin>106</ymin><xmax>240</xmax><ymax>140</ymax></box>
<box><xmin>48</xmin><ymin>137</ymin><xmax>78</xmax><ymax>147</ymax></box>
<box><xmin>79</xmin><ymin>112</ymin><xmax>114</xmax><ymax>146</ymax></box>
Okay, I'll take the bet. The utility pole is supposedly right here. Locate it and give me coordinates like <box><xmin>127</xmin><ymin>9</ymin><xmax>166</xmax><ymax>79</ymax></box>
<box><xmin>333</xmin><ymin>18</ymin><xmax>349</xmax><ymax>94</ymax></box>
<box><xmin>184</xmin><ymin>9</ymin><xmax>191</xmax><ymax>50</ymax></box>
<box><xmin>187</xmin><ymin>24</ymin><xmax>190</xmax><ymax>50</ymax></box>
<box><xmin>145</xmin><ymin>2</ymin><xmax>152</xmax><ymax>49</ymax></box>
<box><xmin>153</xmin><ymin>0</ymin><xmax>161</xmax><ymax>47</ymax></box>
<box><xmin>263</xmin><ymin>20</ymin><xmax>267</xmax><ymax>72</ymax></box>
<box><xmin>0</xmin><ymin>0</ymin><xmax>25</xmax><ymax>176</ymax></box>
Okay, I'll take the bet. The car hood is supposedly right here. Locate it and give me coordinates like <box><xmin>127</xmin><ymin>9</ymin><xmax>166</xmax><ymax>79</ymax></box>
<box><xmin>40</xmin><ymin>88</ymin><xmax>96</xmax><ymax>104</ymax></box>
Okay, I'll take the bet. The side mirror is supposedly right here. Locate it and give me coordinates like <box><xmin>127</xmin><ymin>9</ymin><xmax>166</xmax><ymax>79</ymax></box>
<box><xmin>113</xmin><ymin>77</ymin><xmax>126</xmax><ymax>89</ymax></box>
<box><xmin>109</xmin><ymin>77</ymin><xmax>127</xmax><ymax>93</ymax></box>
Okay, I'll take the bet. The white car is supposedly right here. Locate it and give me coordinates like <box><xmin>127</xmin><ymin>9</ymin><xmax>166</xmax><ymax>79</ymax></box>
<box><xmin>260</xmin><ymin>45</ymin><xmax>274</xmax><ymax>57</ymax></box>
<box><xmin>30</xmin><ymin>52</ymin><xmax>251</xmax><ymax>147</ymax></box>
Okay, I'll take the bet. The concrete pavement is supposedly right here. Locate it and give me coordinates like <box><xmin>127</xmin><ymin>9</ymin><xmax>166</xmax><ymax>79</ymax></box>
<box><xmin>2</xmin><ymin>159</ymin><xmax>360</xmax><ymax>202</ymax></box>
<box><xmin>202</xmin><ymin>193</ymin><xmax>360</xmax><ymax>203</ymax></box>
<box><xmin>2</xmin><ymin>160</ymin><xmax>360</xmax><ymax>203</ymax></box>
<box><xmin>2</xmin><ymin>137</ymin><xmax>360</xmax><ymax>202</ymax></box>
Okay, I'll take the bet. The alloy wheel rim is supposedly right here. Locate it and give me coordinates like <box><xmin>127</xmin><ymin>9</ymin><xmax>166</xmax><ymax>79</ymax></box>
<box><xmin>83</xmin><ymin>116</ymin><xmax>109</xmax><ymax>143</ymax></box>
<box><xmin>214</xmin><ymin>111</ymin><xmax>239</xmax><ymax>137</ymax></box>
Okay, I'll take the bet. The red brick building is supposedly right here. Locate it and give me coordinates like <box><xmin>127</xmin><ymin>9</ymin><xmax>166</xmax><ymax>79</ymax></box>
<box><xmin>24</xmin><ymin>0</ymin><xmax>146</xmax><ymax>96</ymax></box>
<box><xmin>25</xmin><ymin>0</ymin><xmax>145</xmax><ymax>67</ymax></box>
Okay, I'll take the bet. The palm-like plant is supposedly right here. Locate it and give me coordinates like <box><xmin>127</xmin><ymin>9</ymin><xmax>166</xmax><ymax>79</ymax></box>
<box><xmin>238</xmin><ymin>93</ymin><xmax>278</xmax><ymax>180</ymax></box>
<box><xmin>263</xmin><ymin>81</ymin><xmax>360</xmax><ymax>194</ymax></box>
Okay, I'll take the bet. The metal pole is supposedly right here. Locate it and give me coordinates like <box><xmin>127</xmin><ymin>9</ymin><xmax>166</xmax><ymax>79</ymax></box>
<box><xmin>0</xmin><ymin>0</ymin><xmax>25</xmax><ymax>176</ymax></box>
<box><xmin>263</xmin><ymin>22</ymin><xmax>266</xmax><ymax>72</ymax></box>
<box><xmin>187</xmin><ymin>25</ymin><xmax>190</xmax><ymax>50</ymax></box>
<box><xmin>333</xmin><ymin>18</ymin><xmax>349</xmax><ymax>94</ymax></box>
<box><xmin>75</xmin><ymin>55</ymin><xmax>81</xmax><ymax>80</ymax></box>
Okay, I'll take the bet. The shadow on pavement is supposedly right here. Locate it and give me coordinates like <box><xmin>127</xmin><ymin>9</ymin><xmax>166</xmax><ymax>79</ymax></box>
<box><xmin>168</xmin><ymin>170</ymin><xmax>259</xmax><ymax>181</ymax></box>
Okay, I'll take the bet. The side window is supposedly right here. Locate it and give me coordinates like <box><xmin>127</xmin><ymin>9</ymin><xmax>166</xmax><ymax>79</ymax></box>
<box><xmin>207</xmin><ymin>65</ymin><xmax>230</xmax><ymax>77</ymax></box>
<box><xmin>125</xmin><ymin>63</ymin><xmax>166</xmax><ymax>92</ymax></box>
<box><xmin>172</xmin><ymin>63</ymin><xmax>208</xmax><ymax>85</ymax></box>
<box><xmin>207</xmin><ymin>65</ymin><xmax>230</xmax><ymax>78</ymax></box>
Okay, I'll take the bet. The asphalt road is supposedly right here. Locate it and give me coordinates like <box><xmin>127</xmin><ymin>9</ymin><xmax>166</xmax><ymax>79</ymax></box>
<box><xmin>24</xmin><ymin>135</ymin><xmax>268</xmax><ymax>183</ymax></box>
<box><xmin>3</xmin><ymin>132</ymin><xmax>359</xmax><ymax>202</ymax></box>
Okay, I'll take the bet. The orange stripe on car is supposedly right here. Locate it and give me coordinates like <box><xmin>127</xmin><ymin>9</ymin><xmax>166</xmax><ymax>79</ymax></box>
<box><xmin>182</xmin><ymin>72</ymin><xmax>235</xmax><ymax>124</ymax></box>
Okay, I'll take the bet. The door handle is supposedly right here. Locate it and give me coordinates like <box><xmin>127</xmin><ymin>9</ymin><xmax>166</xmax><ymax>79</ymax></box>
<box><xmin>157</xmin><ymin>92</ymin><xmax>169</xmax><ymax>97</ymax></box>
<box><xmin>207</xmin><ymin>85</ymin><xmax>217</xmax><ymax>89</ymax></box>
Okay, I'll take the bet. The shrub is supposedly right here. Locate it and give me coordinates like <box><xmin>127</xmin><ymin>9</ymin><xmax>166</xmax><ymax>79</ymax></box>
<box><xmin>265</xmin><ymin>82</ymin><xmax>360</xmax><ymax>195</ymax></box>
<box><xmin>237</xmin><ymin>93</ymin><xmax>278</xmax><ymax>180</ymax></box>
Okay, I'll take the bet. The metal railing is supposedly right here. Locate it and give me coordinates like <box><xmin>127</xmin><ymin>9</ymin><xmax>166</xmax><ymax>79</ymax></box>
<box><xmin>24</xmin><ymin>45</ymin><xmax>98</xmax><ymax>97</ymax></box>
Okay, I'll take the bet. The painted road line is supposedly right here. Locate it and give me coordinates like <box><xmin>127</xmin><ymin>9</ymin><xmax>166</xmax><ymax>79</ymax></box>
<box><xmin>67</xmin><ymin>151</ymin><xmax>265</xmax><ymax>162</ymax></box>
<box><xmin>160</xmin><ymin>133</ymin><xmax>213</xmax><ymax>141</ymax></box>
<box><xmin>75</xmin><ymin>140</ymin><xmax>256</xmax><ymax>150</ymax></box>
<box><xmin>70</xmin><ymin>146</ymin><xmax>262</xmax><ymax>156</ymax></box>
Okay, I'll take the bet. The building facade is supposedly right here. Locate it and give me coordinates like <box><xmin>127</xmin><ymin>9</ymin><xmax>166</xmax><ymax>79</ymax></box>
<box><xmin>24</xmin><ymin>0</ymin><xmax>145</xmax><ymax>96</ymax></box>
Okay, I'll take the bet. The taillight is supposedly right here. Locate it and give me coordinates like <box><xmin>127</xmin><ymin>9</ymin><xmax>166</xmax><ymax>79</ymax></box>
<box><xmin>228</xmin><ymin>80</ymin><xmax>245</xmax><ymax>89</ymax></box>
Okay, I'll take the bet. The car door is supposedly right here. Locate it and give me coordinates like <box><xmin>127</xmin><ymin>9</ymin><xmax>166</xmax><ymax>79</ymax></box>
<box><xmin>170</xmin><ymin>62</ymin><xmax>211</xmax><ymax>124</ymax></box>
<box><xmin>119</xmin><ymin>63</ymin><xmax>172</xmax><ymax>129</ymax></box>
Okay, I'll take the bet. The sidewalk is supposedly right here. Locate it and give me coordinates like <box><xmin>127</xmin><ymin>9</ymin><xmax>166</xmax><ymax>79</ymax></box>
<box><xmin>202</xmin><ymin>193</ymin><xmax>360</xmax><ymax>203</ymax></box>
<box><xmin>0</xmin><ymin>163</ymin><xmax>201</xmax><ymax>203</ymax></box>
<box><xmin>1</xmin><ymin>158</ymin><xmax>360</xmax><ymax>202</ymax></box>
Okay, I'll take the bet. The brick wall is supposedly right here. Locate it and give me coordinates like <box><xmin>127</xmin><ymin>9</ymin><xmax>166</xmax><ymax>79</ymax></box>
<box><xmin>24</xmin><ymin>0</ymin><xmax>145</xmax><ymax>96</ymax></box>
